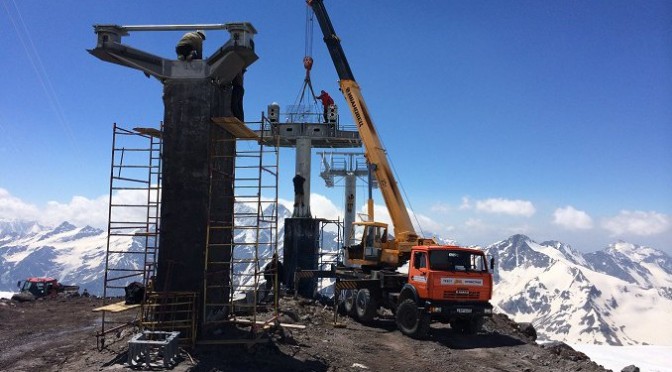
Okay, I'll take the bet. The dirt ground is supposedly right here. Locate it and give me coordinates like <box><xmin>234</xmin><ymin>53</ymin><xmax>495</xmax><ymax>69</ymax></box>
<box><xmin>0</xmin><ymin>295</ymin><xmax>612</xmax><ymax>372</ymax></box>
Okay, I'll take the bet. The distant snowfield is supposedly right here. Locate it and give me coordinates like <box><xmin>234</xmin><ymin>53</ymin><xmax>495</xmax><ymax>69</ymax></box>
<box><xmin>0</xmin><ymin>291</ymin><xmax>15</xmax><ymax>300</ymax></box>
<box><xmin>569</xmin><ymin>344</ymin><xmax>672</xmax><ymax>372</ymax></box>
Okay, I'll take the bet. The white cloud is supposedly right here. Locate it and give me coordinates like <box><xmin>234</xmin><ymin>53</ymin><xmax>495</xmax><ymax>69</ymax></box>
<box><xmin>602</xmin><ymin>210</ymin><xmax>670</xmax><ymax>236</ymax></box>
<box><xmin>475</xmin><ymin>198</ymin><xmax>536</xmax><ymax>217</ymax></box>
<box><xmin>356</xmin><ymin>203</ymin><xmax>448</xmax><ymax>238</ymax></box>
<box><xmin>277</xmin><ymin>197</ymin><xmax>295</xmax><ymax>214</ymax></box>
<box><xmin>464</xmin><ymin>218</ymin><xmax>486</xmax><ymax>230</ymax></box>
<box><xmin>42</xmin><ymin>195</ymin><xmax>109</xmax><ymax>228</ymax></box>
<box><xmin>413</xmin><ymin>212</ymin><xmax>447</xmax><ymax>235</ymax></box>
<box><xmin>553</xmin><ymin>206</ymin><xmax>593</xmax><ymax>230</ymax></box>
<box><xmin>0</xmin><ymin>188</ymin><xmax>139</xmax><ymax>229</ymax></box>
<box><xmin>502</xmin><ymin>223</ymin><xmax>533</xmax><ymax>236</ymax></box>
<box><xmin>309</xmin><ymin>193</ymin><xmax>341</xmax><ymax>220</ymax></box>
<box><xmin>430</xmin><ymin>202</ymin><xmax>451</xmax><ymax>214</ymax></box>
<box><xmin>459</xmin><ymin>196</ymin><xmax>472</xmax><ymax>210</ymax></box>
<box><xmin>0</xmin><ymin>188</ymin><xmax>40</xmax><ymax>220</ymax></box>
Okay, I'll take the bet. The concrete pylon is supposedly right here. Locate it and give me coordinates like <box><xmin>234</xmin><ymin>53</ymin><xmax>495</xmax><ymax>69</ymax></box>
<box><xmin>90</xmin><ymin>23</ymin><xmax>258</xmax><ymax>329</ymax></box>
<box><xmin>293</xmin><ymin>137</ymin><xmax>312</xmax><ymax>217</ymax></box>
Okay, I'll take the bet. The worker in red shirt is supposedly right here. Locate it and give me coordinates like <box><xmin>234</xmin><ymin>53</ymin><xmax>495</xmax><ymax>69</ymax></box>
<box><xmin>315</xmin><ymin>90</ymin><xmax>334</xmax><ymax>123</ymax></box>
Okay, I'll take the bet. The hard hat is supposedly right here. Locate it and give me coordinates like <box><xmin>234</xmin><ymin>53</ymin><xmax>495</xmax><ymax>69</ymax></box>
<box><xmin>196</xmin><ymin>30</ymin><xmax>206</xmax><ymax>40</ymax></box>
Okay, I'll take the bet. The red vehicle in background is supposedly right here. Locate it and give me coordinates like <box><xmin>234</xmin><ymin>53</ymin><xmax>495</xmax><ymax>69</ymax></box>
<box><xmin>12</xmin><ymin>277</ymin><xmax>80</xmax><ymax>302</ymax></box>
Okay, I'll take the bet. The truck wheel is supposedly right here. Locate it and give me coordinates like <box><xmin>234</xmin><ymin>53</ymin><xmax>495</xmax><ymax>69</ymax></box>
<box><xmin>355</xmin><ymin>289</ymin><xmax>378</xmax><ymax>323</ymax></box>
<box><xmin>343</xmin><ymin>289</ymin><xmax>358</xmax><ymax>318</ymax></box>
<box><xmin>395</xmin><ymin>299</ymin><xmax>430</xmax><ymax>339</ymax></box>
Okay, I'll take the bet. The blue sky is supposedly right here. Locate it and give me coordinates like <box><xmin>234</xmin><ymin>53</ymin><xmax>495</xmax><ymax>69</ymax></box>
<box><xmin>1</xmin><ymin>0</ymin><xmax>670</xmax><ymax>253</ymax></box>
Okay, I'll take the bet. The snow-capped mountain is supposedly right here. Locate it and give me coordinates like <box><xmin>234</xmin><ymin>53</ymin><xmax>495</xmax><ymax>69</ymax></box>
<box><xmin>3</xmin><ymin>216</ymin><xmax>671</xmax><ymax>346</ymax></box>
<box><xmin>486</xmin><ymin>234</ymin><xmax>672</xmax><ymax>346</ymax></box>
<box><xmin>0</xmin><ymin>203</ymin><xmax>309</xmax><ymax>296</ymax></box>
<box><xmin>0</xmin><ymin>219</ymin><xmax>138</xmax><ymax>295</ymax></box>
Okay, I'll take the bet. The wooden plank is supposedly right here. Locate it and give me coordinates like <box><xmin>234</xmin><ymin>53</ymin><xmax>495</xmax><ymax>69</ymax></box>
<box><xmin>92</xmin><ymin>300</ymin><xmax>141</xmax><ymax>313</ymax></box>
<box><xmin>211</xmin><ymin>117</ymin><xmax>259</xmax><ymax>139</ymax></box>
<box><xmin>133</xmin><ymin>127</ymin><xmax>162</xmax><ymax>138</ymax></box>
<box><xmin>229</xmin><ymin>318</ymin><xmax>306</xmax><ymax>330</ymax></box>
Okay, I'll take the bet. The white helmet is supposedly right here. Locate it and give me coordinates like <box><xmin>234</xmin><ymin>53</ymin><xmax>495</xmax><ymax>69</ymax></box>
<box><xmin>196</xmin><ymin>30</ymin><xmax>206</xmax><ymax>40</ymax></box>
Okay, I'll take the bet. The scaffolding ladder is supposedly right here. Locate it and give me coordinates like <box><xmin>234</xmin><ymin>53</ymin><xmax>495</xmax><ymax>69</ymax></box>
<box><xmin>98</xmin><ymin>124</ymin><xmax>162</xmax><ymax>348</ymax></box>
<box><xmin>201</xmin><ymin>116</ymin><xmax>280</xmax><ymax>345</ymax></box>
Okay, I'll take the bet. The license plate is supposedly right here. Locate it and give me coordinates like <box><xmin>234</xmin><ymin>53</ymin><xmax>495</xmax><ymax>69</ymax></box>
<box><xmin>456</xmin><ymin>308</ymin><xmax>472</xmax><ymax>314</ymax></box>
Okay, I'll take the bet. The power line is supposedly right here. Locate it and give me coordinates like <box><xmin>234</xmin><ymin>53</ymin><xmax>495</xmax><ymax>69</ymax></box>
<box><xmin>3</xmin><ymin>0</ymin><xmax>79</xmax><ymax>154</ymax></box>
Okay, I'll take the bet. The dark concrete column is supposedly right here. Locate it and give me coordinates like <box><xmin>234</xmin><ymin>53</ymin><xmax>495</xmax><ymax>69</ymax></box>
<box><xmin>283</xmin><ymin>218</ymin><xmax>321</xmax><ymax>297</ymax></box>
<box><xmin>156</xmin><ymin>80</ymin><xmax>234</xmax><ymax>314</ymax></box>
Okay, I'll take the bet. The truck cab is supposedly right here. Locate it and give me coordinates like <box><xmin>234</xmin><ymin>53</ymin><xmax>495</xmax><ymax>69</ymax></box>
<box><xmin>398</xmin><ymin>245</ymin><xmax>494</xmax><ymax>337</ymax></box>
<box><xmin>18</xmin><ymin>277</ymin><xmax>60</xmax><ymax>298</ymax></box>
<box><xmin>408</xmin><ymin>245</ymin><xmax>493</xmax><ymax>302</ymax></box>
<box><xmin>12</xmin><ymin>277</ymin><xmax>79</xmax><ymax>302</ymax></box>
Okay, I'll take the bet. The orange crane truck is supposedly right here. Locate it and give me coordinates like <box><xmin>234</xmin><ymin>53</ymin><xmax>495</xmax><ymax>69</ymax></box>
<box><xmin>297</xmin><ymin>0</ymin><xmax>496</xmax><ymax>338</ymax></box>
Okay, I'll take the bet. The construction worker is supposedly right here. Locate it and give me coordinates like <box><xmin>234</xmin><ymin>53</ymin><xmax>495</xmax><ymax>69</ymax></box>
<box><xmin>315</xmin><ymin>90</ymin><xmax>334</xmax><ymax>123</ymax></box>
<box><xmin>231</xmin><ymin>69</ymin><xmax>246</xmax><ymax>122</ymax></box>
<box><xmin>263</xmin><ymin>254</ymin><xmax>284</xmax><ymax>301</ymax></box>
<box><xmin>176</xmin><ymin>30</ymin><xmax>206</xmax><ymax>61</ymax></box>
<box><xmin>293</xmin><ymin>172</ymin><xmax>306</xmax><ymax>208</ymax></box>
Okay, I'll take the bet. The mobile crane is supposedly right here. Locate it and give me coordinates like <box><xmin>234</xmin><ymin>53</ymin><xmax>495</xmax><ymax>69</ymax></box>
<box><xmin>304</xmin><ymin>0</ymin><xmax>495</xmax><ymax>338</ymax></box>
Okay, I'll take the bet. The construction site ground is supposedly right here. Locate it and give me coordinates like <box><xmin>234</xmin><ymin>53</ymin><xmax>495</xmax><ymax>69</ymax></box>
<box><xmin>0</xmin><ymin>295</ymin><xmax>611</xmax><ymax>372</ymax></box>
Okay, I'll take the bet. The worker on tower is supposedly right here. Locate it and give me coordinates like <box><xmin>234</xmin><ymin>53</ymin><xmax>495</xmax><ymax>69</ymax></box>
<box><xmin>231</xmin><ymin>69</ymin><xmax>246</xmax><ymax>122</ymax></box>
<box><xmin>176</xmin><ymin>30</ymin><xmax>206</xmax><ymax>61</ymax></box>
<box><xmin>293</xmin><ymin>172</ymin><xmax>306</xmax><ymax>215</ymax></box>
<box><xmin>315</xmin><ymin>90</ymin><xmax>334</xmax><ymax>123</ymax></box>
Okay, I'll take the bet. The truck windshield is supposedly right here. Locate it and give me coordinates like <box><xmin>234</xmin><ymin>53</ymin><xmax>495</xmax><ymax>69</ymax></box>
<box><xmin>429</xmin><ymin>250</ymin><xmax>488</xmax><ymax>272</ymax></box>
<box><xmin>22</xmin><ymin>281</ymin><xmax>45</xmax><ymax>296</ymax></box>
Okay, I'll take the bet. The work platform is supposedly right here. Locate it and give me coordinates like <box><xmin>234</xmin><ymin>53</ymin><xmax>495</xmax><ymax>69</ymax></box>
<box><xmin>261</xmin><ymin>121</ymin><xmax>360</xmax><ymax>148</ymax></box>
<box><xmin>259</xmin><ymin>106</ymin><xmax>361</xmax><ymax>148</ymax></box>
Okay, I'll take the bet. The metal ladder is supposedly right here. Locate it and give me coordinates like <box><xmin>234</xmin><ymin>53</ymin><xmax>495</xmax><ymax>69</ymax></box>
<box><xmin>98</xmin><ymin>124</ymin><xmax>162</xmax><ymax>348</ymax></box>
<box><xmin>201</xmin><ymin>116</ymin><xmax>279</xmax><ymax>345</ymax></box>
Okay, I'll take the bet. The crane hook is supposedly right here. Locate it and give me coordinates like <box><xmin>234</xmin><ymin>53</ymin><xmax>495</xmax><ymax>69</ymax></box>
<box><xmin>303</xmin><ymin>56</ymin><xmax>314</xmax><ymax>71</ymax></box>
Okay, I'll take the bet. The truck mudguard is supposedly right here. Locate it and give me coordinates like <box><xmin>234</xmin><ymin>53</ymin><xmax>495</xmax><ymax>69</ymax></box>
<box><xmin>398</xmin><ymin>283</ymin><xmax>420</xmax><ymax>304</ymax></box>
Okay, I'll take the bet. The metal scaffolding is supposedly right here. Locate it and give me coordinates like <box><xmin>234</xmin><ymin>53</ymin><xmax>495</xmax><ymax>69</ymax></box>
<box><xmin>98</xmin><ymin>124</ymin><xmax>162</xmax><ymax>348</ymax></box>
<box><xmin>97</xmin><ymin>115</ymin><xmax>280</xmax><ymax>348</ymax></box>
<box><xmin>201</xmin><ymin>115</ymin><xmax>280</xmax><ymax>345</ymax></box>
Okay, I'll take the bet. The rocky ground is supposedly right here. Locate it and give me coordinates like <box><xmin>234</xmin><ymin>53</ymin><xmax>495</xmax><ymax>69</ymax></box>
<box><xmin>0</xmin><ymin>295</ymin><xmax>615</xmax><ymax>372</ymax></box>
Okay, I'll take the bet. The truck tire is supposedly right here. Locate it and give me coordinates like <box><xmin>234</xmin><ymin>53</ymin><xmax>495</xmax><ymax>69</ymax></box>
<box><xmin>343</xmin><ymin>289</ymin><xmax>358</xmax><ymax>318</ymax></box>
<box><xmin>395</xmin><ymin>299</ymin><xmax>430</xmax><ymax>339</ymax></box>
<box><xmin>355</xmin><ymin>289</ymin><xmax>378</xmax><ymax>323</ymax></box>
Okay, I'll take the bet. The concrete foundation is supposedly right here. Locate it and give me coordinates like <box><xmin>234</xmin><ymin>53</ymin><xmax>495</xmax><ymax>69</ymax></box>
<box><xmin>283</xmin><ymin>218</ymin><xmax>321</xmax><ymax>297</ymax></box>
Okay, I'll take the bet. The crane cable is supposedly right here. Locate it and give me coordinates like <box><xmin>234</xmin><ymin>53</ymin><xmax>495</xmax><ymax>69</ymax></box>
<box><xmin>292</xmin><ymin>6</ymin><xmax>319</xmax><ymax>111</ymax></box>
<box><xmin>379</xmin><ymin>133</ymin><xmax>428</xmax><ymax>239</ymax></box>
<box><xmin>3</xmin><ymin>0</ymin><xmax>79</xmax><ymax>155</ymax></box>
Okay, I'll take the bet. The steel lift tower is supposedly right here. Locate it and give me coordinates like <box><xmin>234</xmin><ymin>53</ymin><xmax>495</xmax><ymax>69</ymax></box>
<box><xmin>263</xmin><ymin>104</ymin><xmax>361</xmax><ymax>295</ymax></box>
<box><xmin>317</xmin><ymin>152</ymin><xmax>375</xmax><ymax>248</ymax></box>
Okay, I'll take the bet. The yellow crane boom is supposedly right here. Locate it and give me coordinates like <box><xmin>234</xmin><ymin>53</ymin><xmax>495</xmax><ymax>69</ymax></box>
<box><xmin>308</xmin><ymin>0</ymin><xmax>434</xmax><ymax>267</ymax></box>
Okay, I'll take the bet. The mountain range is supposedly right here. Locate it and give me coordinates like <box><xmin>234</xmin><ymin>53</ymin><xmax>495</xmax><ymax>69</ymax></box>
<box><xmin>486</xmin><ymin>234</ymin><xmax>672</xmax><ymax>345</ymax></box>
<box><xmin>1</xmin><ymin>216</ymin><xmax>670</xmax><ymax>346</ymax></box>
